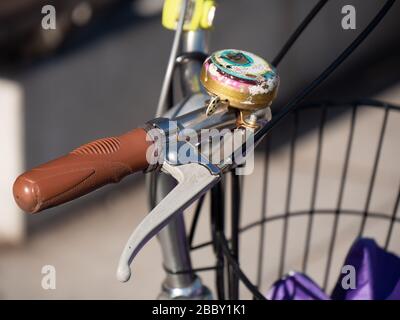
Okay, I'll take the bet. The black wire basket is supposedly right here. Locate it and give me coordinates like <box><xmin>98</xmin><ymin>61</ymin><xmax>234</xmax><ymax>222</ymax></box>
<box><xmin>193</xmin><ymin>99</ymin><xmax>400</xmax><ymax>300</ymax></box>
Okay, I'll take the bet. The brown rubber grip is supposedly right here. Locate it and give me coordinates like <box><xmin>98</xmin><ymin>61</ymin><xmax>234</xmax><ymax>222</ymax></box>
<box><xmin>13</xmin><ymin>128</ymin><xmax>152</xmax><ymax>214</ymax></box>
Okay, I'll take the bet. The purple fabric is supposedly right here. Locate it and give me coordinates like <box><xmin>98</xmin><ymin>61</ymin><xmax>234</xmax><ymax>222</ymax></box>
<box><xmin>267</xmin><ymin>238</ymin><xmax>400</xmax><ymax>300</ymax></box>
<box><xmin>266</xmin><ymin>272</ymin><xmax>330</xmax><ymax>300</ymax></box>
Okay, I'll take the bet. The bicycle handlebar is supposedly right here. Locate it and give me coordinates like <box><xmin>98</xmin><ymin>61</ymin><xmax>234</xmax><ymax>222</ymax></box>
<box><xmin>13</xmin><ymin>128</ymin><xmax>152</xmax><ymax>214</ymax></box>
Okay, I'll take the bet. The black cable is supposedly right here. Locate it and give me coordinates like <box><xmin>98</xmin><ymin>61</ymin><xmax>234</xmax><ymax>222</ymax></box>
<box><xmin>188</xmin><ymin>194</ymin><xmax>206</xmax><ymax>247</ymax></box>
<box><xmin>210</xmin><ymin>182</ymin><xmax>226</xmax><ymax>300</ymax></box>
<box><xmin>164</xmin><ymin>264</ymin><xmax>221</xmax><ymax>275</ymax></box>
<box><xmin>272</xmin><ymin>0</ymin><xmax>330</xmax><ymax>67</ymax></box>
<box><xmin>229</xmin><ymin>172</ymin><xmax>241</xmax><ymax>299</ymax></box>
<box><xmin>176</xmin><ymin>51</ymin><xmax>208</xmax><ymax>65</ymax></box>
<box><xmin>217</xmin><ymin>232</ymin><xmax>266</xmax><ymax>300</ymax></box>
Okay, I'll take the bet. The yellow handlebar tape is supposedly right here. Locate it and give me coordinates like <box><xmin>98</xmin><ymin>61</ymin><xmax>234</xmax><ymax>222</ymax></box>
<box><xmin>162</xmin><ymin>0</ymin><xmax>216</xmax><ymax>31</ymax></box>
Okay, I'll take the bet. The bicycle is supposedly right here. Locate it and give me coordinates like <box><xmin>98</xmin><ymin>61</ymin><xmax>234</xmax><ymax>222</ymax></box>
<box><xmin>12</xmin><ymin>0</ymin><xmax>399</xmax><ymax>300</ymax></box>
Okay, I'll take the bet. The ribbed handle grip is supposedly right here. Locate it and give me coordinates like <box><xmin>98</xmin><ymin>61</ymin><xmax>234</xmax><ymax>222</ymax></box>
<box><xmin>13</xmin><ymin>128</ymin><xmax>152</xmax><ymax>213</ymax></box>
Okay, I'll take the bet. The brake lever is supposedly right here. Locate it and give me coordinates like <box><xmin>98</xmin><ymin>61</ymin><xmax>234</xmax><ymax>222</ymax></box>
<box><xmin>117</xmin><ymin>151</ymin><xmax>220</xmax><ymax>282</ymax></box>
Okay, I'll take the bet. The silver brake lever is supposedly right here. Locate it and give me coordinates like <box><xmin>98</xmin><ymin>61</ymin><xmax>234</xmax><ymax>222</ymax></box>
<box><xmin>117</xmin><ymin>159</ymin><xmax>220</xmax><ymax>282</ymax></box>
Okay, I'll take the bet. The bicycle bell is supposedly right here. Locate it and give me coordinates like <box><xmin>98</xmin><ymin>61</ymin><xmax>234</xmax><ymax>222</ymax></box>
<box><xmin>200</xmin><ymin>49</ymin><xmax>279</xmax><ymax>128</ymax></box>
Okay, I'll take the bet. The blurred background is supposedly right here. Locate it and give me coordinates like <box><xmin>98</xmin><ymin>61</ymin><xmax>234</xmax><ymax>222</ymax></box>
<box><xmin>0</xmin><ymin>0</ymin><xmax>399</xmax><ymax>299</ymax></box>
